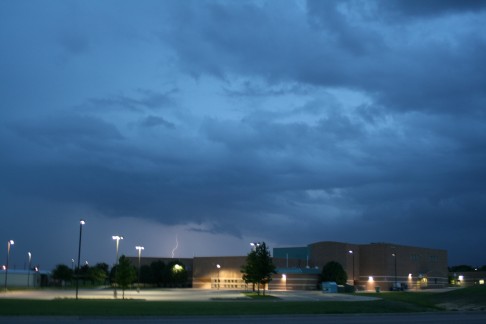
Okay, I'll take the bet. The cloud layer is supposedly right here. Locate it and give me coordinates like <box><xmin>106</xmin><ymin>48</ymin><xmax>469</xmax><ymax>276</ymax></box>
<box><xmin>1</xmin><ymin>0</ymin><xmax>485</xmax><ymax>268</ymax></box>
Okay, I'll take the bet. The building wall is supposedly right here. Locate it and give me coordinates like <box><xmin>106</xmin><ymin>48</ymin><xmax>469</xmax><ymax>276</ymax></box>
<box><xmin>192</xmin><ymin>256</ymin><xmax>248</xmax><ymax>289</ymax></box>
<box><xmin>359</xmin><ymin>243</ymin><xmax>448</xmax><ymax>290</ymax></box>
<box><xmin>268</xmin><ymin>272</ymin><xmax>320</xmax><ymax>291</ymax></box>
<box><xmin>450</xmin><ymin>271</ymin><xmax>486</xmax><ymax>287</ymax></box>
<box><xmin>133</xmin><ymin>241</ymin><xmax>448</xmax><ymax>291</ymax></box>
<box><xmin>308</xmin><ymin>241</ymin><xmax>360</xmax><ymax>285</ymax></box>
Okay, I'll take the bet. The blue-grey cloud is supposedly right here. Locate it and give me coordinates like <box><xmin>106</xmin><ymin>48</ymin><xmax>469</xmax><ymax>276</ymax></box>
<box><xmin>0</xmin><ymin>0</ymin><xmax>485</xmax><ymax>269</ymax></box>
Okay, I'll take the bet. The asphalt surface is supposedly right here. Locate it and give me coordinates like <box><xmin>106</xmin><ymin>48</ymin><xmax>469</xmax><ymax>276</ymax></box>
<box><xmin>2</xmin><ymin>313</ymin><xmax>486</xmax><ymax>323</ymax></box>
<box><xmin>0</xmin><ymin>288</ymin><xmax>380</xmax><ymax>301</ymax></box>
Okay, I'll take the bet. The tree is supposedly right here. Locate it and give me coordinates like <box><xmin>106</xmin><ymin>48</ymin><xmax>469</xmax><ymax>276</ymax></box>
<box><xmin>150</xmin><ymin>260</ymin><xmax>167</xmax><ymax>287</ymax></box>
<box><xmin>320</xmin><ymin>261</ymin><xmax>347</xmax><ymax>285</ymax></box>
<box><xmin>88</xmin><ymin>263</ymin><xmax>109</xmax><ymax>285</ymax></box>
<box><xmin>140</xmin><ymin>264</ymin><xmax>153</xmax><ymax>284</ymax></box>
<box><xmin>52</xmin><ymin>264</ymin><xmax>73</xmax><ymax>286</ymax></box>
<box><xmin>241</xmin><ymin>242</ymin><xmax>276</xmax><ymax>296</ymax></box>
<box><xmin>115</xmin><ymin>255</ymin><xmax>136</xmax><ymax>299</ymax></box>
<box><xmin>449</xmin><ymin>265</ymin><xmax>475</xmax><ymax>272</ymax></box>
<box><xmin>168</xmin><ymin>261</ymin><xmax>189</xmax><ymax>287</ymax></box>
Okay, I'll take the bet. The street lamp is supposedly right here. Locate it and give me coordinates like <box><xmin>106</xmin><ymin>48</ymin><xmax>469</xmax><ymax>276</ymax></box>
<box><xmin>27</xmin><ymin>252</ymin><xmax>32</xmax><ymax>288</ymax></box>
<box><xmin>349</xmin><ymin>250</ymin><xmax>355</xmax><ymax>285</ymax></box>
<box><xmin>216</xmin><ymin>264</ymin><xmax>221</xmax><ymax>290</ymax></box>
<box><xmin>135</xmin><ymin>246</ymin><xmax>144</xmax><ymax>292</ymax></box>
<box><xmin>250</xmin><ymin>242</ymin><xmax>260</xmax><ymax>251</ymax></box>
<box><xmin>112</xmin><ymin>235</ymin><xmax>124</xmax><ymax>298</ymax></box>
<box><xmin>4</xmin><ymin>240</ymin><xmax>14</xmax><ymax>292</ymax></box>
<box><xmin>76</xmin><ymin>219</ymin><xmax>86</xmax><ymax>300</ymax></box>
<box><xmin>392</xmin><ymin>253</ymin><xmax>397</xmax><ymax>288</ymax></box>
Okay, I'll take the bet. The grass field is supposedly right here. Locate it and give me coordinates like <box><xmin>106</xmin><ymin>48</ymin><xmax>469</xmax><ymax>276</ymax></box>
<box><xmin>0</xmin><ymin>286</ymin><xmax>485</xmax><ymax>316</ymax></box>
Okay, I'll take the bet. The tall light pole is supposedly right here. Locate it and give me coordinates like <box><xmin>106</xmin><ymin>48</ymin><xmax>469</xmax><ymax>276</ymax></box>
<box><xmin>392</xmin><ymin>253</ymin><xmax>397</xmax><ymax>287</ymax></box>
<box><xmin>250</xmin><ymin>242</ymin><xmax>260</xmax><ymax>251</ymax></box>
<box><xmin>112</xmin><ymin>235</ymin><xmax>123</xmax><ymax>298</ymax></box>
<box><xmin>349</xmin><ymin>250</ymin><xmax>355</xmax><ymax>285</ymax></box>
<box><xmin>4</xmin><ymin>240</ymin><xmax>14</xmax><ymax>292</ymax></box>
<box><xmin>76</xmin><ymin>219</ymin><xmax>86</xmax><ymax>300</ymax></box>
<box><xmin>27</xmin><ymin>252</ymin><xmax>32</xmax><ymax>288</ymax></box>
<box><xmin>216</xmin><ymin>264</ymin><xmax>221</xmax><ymax>290</ymax></box>
<box><xmin>135</xmin><ymin>245</ymin><xmax>144</xmax><ymax>292</ymax></box>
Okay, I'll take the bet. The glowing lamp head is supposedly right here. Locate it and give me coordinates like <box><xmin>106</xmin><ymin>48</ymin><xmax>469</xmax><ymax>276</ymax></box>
<box><xmin>80</xmin><ymin>220</ymin><xmax>86</xmax><ymax>225</ymax></box>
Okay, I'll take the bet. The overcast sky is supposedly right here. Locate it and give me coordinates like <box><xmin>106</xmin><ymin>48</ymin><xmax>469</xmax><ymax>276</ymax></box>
<box><xmin>1</xmin><ymin>0</ymin><xmax>485</xmax><ymax>271</ymax></box>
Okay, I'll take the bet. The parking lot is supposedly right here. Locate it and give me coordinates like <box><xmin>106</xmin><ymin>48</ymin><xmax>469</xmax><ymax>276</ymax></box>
<box><xmin>0</xmin><ymin>288</ymin><xmax>379</xmax><ymax>302</ymax></box>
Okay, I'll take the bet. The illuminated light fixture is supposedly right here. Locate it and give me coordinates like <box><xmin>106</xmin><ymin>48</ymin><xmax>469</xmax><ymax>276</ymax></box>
<box><xmin>368</xmin><ymin>276</ymin><xmax>374</xmax><ymax>282</ymax></box>
<box><xmin>76</xmin><ymin>219</ymin><xmax>86</xmax><ymax>299</ymax></box>
<box><xmin>479</xmin><ymin>279</ymin><xmax>484</xmax><ymax>285</ymax></box>
<box><xmin>458</xmin><ymin>275</ymin><xmax>464</xmax><ymax>281</ymax></box>
<box><xmin>408</xmin><ymin>273</ymin><xmax>412</xmax><ymax>279</ymax></box>
<box><xmin>282</xmin><ymin>274</ymin><xmax>286</xmax><ymax>280</ymax></box>
<box><xmin>112</xmin><ymin>235</ymin><xmax>124</xmax><ymax>299</ymax></box>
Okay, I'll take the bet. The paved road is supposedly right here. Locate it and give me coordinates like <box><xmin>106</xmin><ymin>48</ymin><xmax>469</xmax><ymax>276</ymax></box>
<box><xmin>1</xmin><ymin>313</ymin><xmax>486</xmax><ymax>323</ymax></box>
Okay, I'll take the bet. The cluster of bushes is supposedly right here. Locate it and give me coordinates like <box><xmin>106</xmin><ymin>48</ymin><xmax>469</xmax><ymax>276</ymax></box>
<box><xmin>51</xmin><ymin>258</ymin><xmax>189</xmax><ymax>288</ymax></box>
<box><xmin>139</xmin><ymin>260</ymin><xmax>190</xmax><ymax>287</ymax></box>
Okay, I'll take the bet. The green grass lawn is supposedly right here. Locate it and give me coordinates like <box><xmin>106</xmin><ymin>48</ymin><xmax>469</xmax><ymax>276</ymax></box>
<box><xmin>0</xmin><ymin>286</ymin><xmax>485</xmax><ymax>316</ymax></box>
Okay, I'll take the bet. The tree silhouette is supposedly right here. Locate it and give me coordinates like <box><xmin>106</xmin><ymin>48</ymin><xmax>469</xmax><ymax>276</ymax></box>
<box><xmin>241</xmin><ymin>242</ymin><xmax>276</xmax><ymax>296</ymax></box>
<box><xmin>115</xmin><ymin>255</ymin><xmax>136</xmax><ymax>299</ymax></box>
<box><xmin>320</xmin><ymin>261</ymin><xmax>347</xmax><ymax>285</ymax></box>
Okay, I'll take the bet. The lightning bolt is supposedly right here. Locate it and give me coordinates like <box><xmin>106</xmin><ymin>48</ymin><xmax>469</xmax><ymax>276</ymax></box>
<box><xmin>171</xmin><ymin>234</ymin><xmax>179</xmax><ymax>258</ymax></box>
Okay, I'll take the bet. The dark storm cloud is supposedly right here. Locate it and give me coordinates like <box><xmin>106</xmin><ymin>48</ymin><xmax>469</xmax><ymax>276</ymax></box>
<box><xmin>141</xmin><ymin>116</ymin><xmax>176</xmax><ymax>129</ymax></box>
<box><xmin>8</xmin><ymin>114</ymin><xmax>123</xmax><ymax>146</ymax></box>
<box><xmin>378</xmin><ymin>0</ymin><xmax>486</xmax><ymax>19</ymax></box>
<box><xmin>1</xmin><ymin>0</ymin><xmax>485</xmax><ymax>267</ymax></box>
<box><xmin>162</xmin><ymin>0</ymin><xmax>486</xmax><ymax>115</ymax></box>
<box><xmin>81</xmin><ymin>89</ymin><xmax>176</xmax><ymax>112</ymax></box>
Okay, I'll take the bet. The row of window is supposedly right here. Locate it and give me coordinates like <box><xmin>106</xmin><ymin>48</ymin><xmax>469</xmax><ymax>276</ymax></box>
<box><xmin>213</xmin><ymin>278</ymin><xmax>245</xmax><ymax>284</ymax></box>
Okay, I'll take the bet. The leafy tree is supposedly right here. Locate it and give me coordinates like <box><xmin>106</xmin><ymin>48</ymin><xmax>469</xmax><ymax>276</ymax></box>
<box><xmin>88</xmin><ymin>263</ymin><xmax>109</xmax><ymax>285</ymax></box>
<box><xmin>168</xmin><ymin>261</ymin><xmax>188</xmax><ymax>287</ymax></box>
<box><xmin>241</xmin><ymin>242</ymin><xmax>276</xmax><ymax>296</ymax></box>
<box><xmin>449</xmin><ymin>265</ymin><xmax>475</xmax><ymax>272</ymax></box>
<box><xmin>115</xmin><ymin>255</ymin><xmax>136</xmax><ymax>299</ymax></box>
<box><xmin>52</xmin><ymin>264</ymin><xmax>73</xmax><ymax>285</ymax></box>
<box><xmin>150</xmin><ymin>260</ymin><xmax>167</xmax><ymax>287</ymax></box>
<box><xmin>320</xmin><ymin>261</ymin><xmax>347</xmax><ymax>285</ymax></box>
<box><xmin>140</xmin><ymin>264</ymin><xmax>153</xmax><ymax>284</ymax></box>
